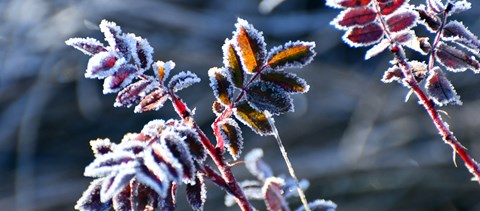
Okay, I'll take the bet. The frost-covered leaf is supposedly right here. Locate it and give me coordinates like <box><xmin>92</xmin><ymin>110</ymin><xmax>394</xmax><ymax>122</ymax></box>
<box><xmin>416</xmin><ymin>5</ymin><xmax>441</xmax><ymax>32</ymax></box>
<box><xmin>141</xmin><ymin>143</ymin><xmax>171</xmax><ymax>197</ymax></box>
<box><xmin>225</xmin><ymin>180</ymin><xmax>264</xmax><ymax>207</ymax></box>
<box><xmin>136</xmin><ymin>164</ymin><xmax>169</xmax><ymax>198</ymax></box>
<box><xmin>116</xmin><ymin>139</ymin><xmax>148</xmax><ymax>155</ymax></box>
<box><xmin>448</xmin><ymin>0</ymin><xmax>471</xmax><ymax>15</ymax></box>
<box><xmin>245</xmin><ymin>148</ymin><xmax>273</xmax><ymax>181</ymax></box>
<box><xmin>168</xmin><ymin>71</ymin><xmax>201</xmax><ymax>92</ymax></box>
<box><xmin>409</xmin><ymin>60</ymin><xmax>428</xmax><ymax>82</ymax></box>
<box><xmin>90</xmin><ymin>138</ymin><xmax>114</xmax><ymax>158</ymax></box>
<box><xmin>379</xmin><ymin>0</ymin><xmax>408</xmax><ymax>15</ymax></box>
<box><xmin>114</xmin><ymin>77</ymin><xmax>158</xmax><ymax>108</ymax></box>
<box><xmin>282</xmin><ymin>177</ymin><xmax>310</xmax><ymax>198</ymax></box>
<box><xmin>381</xmin><ymin>65</ymin><xmax>403</xmax><ymax>83</ymax></box>
<box><xmin>266</xmin><ymin>41</ymin><xmax>316</xmax><ymax>70</ymax></box>
<box><xmin>186</xmin><ymin>174</ymin><xmax>207</xmax><ymax>211</ymax></box>
<box><xmin>403</xmin><ymin>36</ymin><xmax>431</xmax><ymax>55</ymax></box>
<box><xmin>222</xmin><ymin>39</ymin><xmax>245</xmax><ymax>88</ymax></box>
<box><xmin>435</xmin><ymin>42</ymin><xmax>480</xmax><ymax>73</ymax></box>
<box><xmin>392</xmin><ymin>30</ymin><xmax>414</xmax><ymax>44</ymax></box>
<box><xmin>234</xmin><ymin>100</ymin><xmax>273</xmax><ymax>136</ymax></box>
<box><xmin>263</xmin><ymin>177</ymin><xmax>289</xmax><ymax>211</ymax></box>
<box><xmin>99</xmin><ymin>20</ymin><xmax>133</xmax><ymax>58</ymax></box>
<box><xmin>175</xmin><ymin>127</ymin><xmax>206</xmax><ymax>163</ymax></box>
<box><xmin>365</xmin><ymin>38</ymin><xmax>390</xmax><ymax>60</ymax></box>
<box><xmin>159</xmin><ymin>184</ymin><xmax>176</xmax><ymax>211</ymax></box>
<box><xmin>75</xmin><ymin>178</ymin><xmax>112</xmax><ymax>211</ymax></box>
<box><xmin>442</xmin><ymin>20</ymin><xmax>480</xmax><ymax>53</ymax></box>
<box><xmin>134</xmin><ymin>89</ymin><xmax>169</xmax><ymax>113</ymax></box>
<box><xmin>246</xmin><ymin>81</ymin><xmax>293</xmax><ymax>115</ymax></box>
<box><xmin>325</xmin><ymin>0</ymin><xmax>372</xmax><ymax>9</ymax></box>
<box><xmin>212</xmin><ymin>100</ymin><xmax>226</xmax><ymax>116</ymax></box>
<box><xmin>84</xmin><ymin>151</ymin><xmax>139</xmax><ymax>177</ymax></box>
<box><xmin>343</xmin><ymin>23</ymin><xmax>384</xmax><ymax>47</ymax></box>
<box><xmin>233</xmin><ymin>18</ymin><xmax>267</xmax><ymax>74</ymax></box>
<box><xmin>218</xmin><ymin>118</ymin><xmax>244</xmax><ymax>160</ymax></box>
<box><xmin>134</xmin><ymin>182</ymin><xmax>162</xmax><ymax>211</ymax></box>
<box><xmin>100</xmin><ymin>170</ymin><xmax>135</xmax><ymax>202</ymax></box>
<box><xmin>131</xmin><ymin>35</ymin><xmax>154</xmax><ymax>72</ymax></box>
<box><xmin>209</xmin><ymin>67</ymin><xmax>233</xmax><ymax>105</ymax></box>
<box><xmin>65</xmin><ymin>37</ymin><xmax>107</xmax><ymax>56</ymax></box>
<box><xmin>295</xmin><ymin>199</ymin><xmax>337</xmax><ymax>211</ymax></box>
<box><xmin>112</xmin><ymin>183</ymin><xmax>132</xmax><ymax>211</ymax></box>
<box><xmin>386</xmin><ymin>10</ymin><xmax>418</xmax><ymax>33</ymax></box>
<box><xmin>425</xmin><ymin>67</ymin><xmax>462</xmax><ymax>106</ymax></box>
<box><xmin>331</xmin><ymin>7</ymin><xmax>377</xmax><ymax>30</ymax></box>
<box><xmin>85</xmin><ymin>51</ymin><xmax>125</xmax><ymax>79</ymax></box>
<box><xmin>381</xmin><ymin>61</ymin><xmax>427</xmax><ymax>83</ymax></box>
<box><xmin>153</xmin><ymin>60</ymin><xmax>175</xmax><ymax>84</ymax></box>
<box><xmin>141</xmin><ymin>119</ymin><xmax>167</xmax><ymax>138</ymax></box>
<box><xmin>427</xmin><ymin>0</ymin><xmax>445</xmax><ymax>13</ymax></box>
<box><xmin>260</xmin><ymin>71</ymin><xmax>309</xmax><ymax>93</ymax></box>
<box><xmin>162</xmin><ymin>134</ymin><xmax>196</xmax><ymax>183</ymax></box>
<box><xmin>103</xmin><ymin>64</ymin><xmax>138</xmax><ymax>94</ymax></box>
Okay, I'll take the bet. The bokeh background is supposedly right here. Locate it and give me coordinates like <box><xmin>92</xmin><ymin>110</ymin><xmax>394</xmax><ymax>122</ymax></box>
<box><xmin>2</xmin><ymin>0</ymin><xmax>480</xmax><ymax>210</ymax></box>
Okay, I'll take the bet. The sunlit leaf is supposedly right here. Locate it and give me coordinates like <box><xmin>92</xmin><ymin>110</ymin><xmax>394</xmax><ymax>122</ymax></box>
<box><xmin>85</xmin><ymin>52</ymin><xmax>125</xmax><ymax>79</ymax></box>
<box><xmin>234</xmin><ymin>100</ymin><xmax>273</xmax><ymax>136</ymax></box>
<box><xmin>218</xmin><ymin>118</ymin><xmax>244</xmax><ymax>160</ymax></box>
<box><xmin>75</xmin><ymin>178</ymin><xmax>112</xmax><ymax>211</ymax></box>
<box><xmin>442</xmin><ymin>20</ymin><xmax>480</xmax><ymax>54</ymax></box>
<box><xmin>343</xmin><ymin>23</ymin><xmax>384</xmax><ymax>47</ymax></box>
<box><xmin>134</xmin><ymin>89</ymin><xmax>169</xmax><ymax>113</ymax></box>
<box><xmin>208</xmin><ymin>67</ymin><xmax>233</xmax><ymax>105</ymax></box>
<box><xmin>246</xmin><ymin>81</ymin><xmax>293</xmax><ymax>115</ymax></box>
<box><xmin>386</xmin><ymin>10</ymin><xmax>418</xmax><ymax>33</ymax></box>
<box><xmin>379</xmin><ymin>0</ymin><xmax>408</xmax><ymax>15</ymax></box>
<box><xmin>326</xmin><ymin>0</ymin><xmax>372</xmax><ymax>9</ymax></box>
<box><xmin>266</xmin><ymin>41</ymin><xmax>316</xmax><ymax>70</ymax></box>
<box><xmin>435</xmin><ymin>42</ymin><xmax>480</xmax><ymax>73</ymax></box>
<box><xmin>100</xmin><ymin>171</ymin><xmax>135</xmax><ymax>202</ymax></box>
<box><xmin>263</xmin><ymin>177</ymin><xmax>289</xmax><ymax>211</ymax></box>
<box><xmin>222</xmin><ymin>39</ymin><xmax>245</xmax><ymax>88</ymax></box>
<box><xmin>131</xmin><ymin>35</ymin><xmax>154</xmax><ymax>72</ymax></box>
<box><xmin>168</xmin><ymin>71</ymin><xmax>201</xmax><ymax>92</ymax></box>
<box><xmin>260</xmin><ymin>71</ymin><xmax>309</xmax><ymax>93</ymax></box>
<box><xmin>425</xmin><ymin>67</ymin><xmax>462</xmax><ymax>106</ymax></box>
<box><xmin>233</xmin><ymin>18</ymin><xmax>267</xmax><ymax>74</ymax></box>
<box><xmin>416</xmin><ymin>5</ymin><xmax>441</xmax><ymax>32</ymax></box>
<box><xmin>331</xmin><ymin>7</ymin><xmax>377</xmax><ymax>30</ymax></box>
<box><xmin>90</xmin><ymin>138</ymin><xmax>114</xmax><ymax>158</ymax></box>
<box><xmin>103</xmin><ymin>64</ymin><xmax>138</xmax><ymax>94</ymax></box>
<box><xmin>84</xmin><ymin>151</ymin><xmax>139</xmax><ymax>178</ymax></box>
<box><xmin>245</xmin><ymin>148</ymin><xmax>273</xmax><ymax>181</ymax></box>
<box><xmin>186</xmin><ymin>174</ymin><xmax>207</xmax><ymax>211</ymax></box>
<box><xmin>65</xmin><ymin>37</ymin><xmax>107</xmax><ymax>56</ymax></box>
<box><xmin>153</xmin><ymin>60</ymin><xmax>175</xmax><ymax>84</ymax></box>
<box><xmin>114</xmin><ymin>77</ymin><xmax>158</xmax><ymax>108</ymax></box>
<box><xmin>365</xmin><ymin>38</ymin><xmax>390</xmax><ymax>60</ymax></box>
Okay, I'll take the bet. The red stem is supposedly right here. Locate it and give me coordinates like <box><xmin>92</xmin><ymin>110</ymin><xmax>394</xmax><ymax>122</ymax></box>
<box><xmin>169</xmin><ymin>93</ymin><xmax>253</xmax><ymax>211</ymax></box>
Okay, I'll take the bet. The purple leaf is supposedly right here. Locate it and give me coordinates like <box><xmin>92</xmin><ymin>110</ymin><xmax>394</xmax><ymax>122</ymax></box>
<box><xmin>326</xmin><ymin>0</ymin><xmax>372</xmax><ymax>9</ymax></box>
<box><xmin>233</xmin><ymin>18</ymin><xmax>267</xmax><ymax>74</ymax></box>
<box><xmin>116</xmin><ymin>138</ymin><xmax>148</xmax><ymax>155</ymax></box>
<box><xmin>100</xmin><ymin>171</ymin><xmax>135</xmax><ymax>202</ymax></box>
<box><xmin>343</xmin><ymin>23</ymin><xmax>384</xmax><ymax>47</ymax></box>
<box><xmin>103</xmin><ymin>64</ymin><xmax>138</xmax><ymax>94</ymax></box>
<box><xmin>427</xmin><ymin>0</ymin><xmax>445</xmax><ymax>13</ymax></box>
<box><xmin>208</xmin><ymin>67</ymin><xmax>233</xmax><ymax>106</ymax></box>
<box><xmin>263</xmin><ymin>177</ymin><xmax>289</xmax><ymax>211</ymax></box>
<box><xmin>84</xmin><ymin>151</ymin><xmax>139</xmax><ymax>177</ymax></box>
<box><xmin>331</xmin><ymin>7</ymin><xmax>377</xmax><ymax>29</ymax></box>
<box><xmin>234</xmin><ymin>100</ymin><xmax>273</xmax><ymax>136</ymax></box>
<box><xmin>134</xmin><ymin>183</ymin><xmax>162</xmax><ymax>211</ymax></box>
<box><xmin>175</xmin><ymin>126</ymin><xmax>206</xmax><ymax>163</ymax></box>
<box><xmin>131</xmin><ymin>36</ymin><xmax>154</xmax><ymax>72</ymax></box>
<box><xmin>186</xmin><ymin>174</ymin><xmax>207</xmax><ymax>211</ymax></box>
<box><xmin>425</xmin><ymin>67</ymin><xmax>462</xmax><ymax>106</ymax></box>
<box><xmin>246</xmin><ymin>81</ymin><xmax>293</xmax><ymax>115</ymax></box>
<box><xmin>386</xmin><ymin>10</ymin><xmax>418</xmax><ymax>33</ymax></box>
<box><xmin>435</xmin><ymin>42</ymin><xmax>480</xmax><ymax>73</ymax></box>
<box><xmin>168</xmin><ymin>71</ymin><xmax>201</xmax><ymax>92</ymax></box>
<box><xmin>218</xmin><ymin>118</ymin><xmax>244</xmax><ymax>160</ymax></box>
<box><xmin>159</xmin><ymin>184</ymin><xmax>176</xmax><ymax>211</ymax></box>
<box><xmin>140</xmin><ymin>144</ymin><xmax>171</xmax><ymax>197</ymax></box>
<box><xmin>448</xmin><ymin>0</ymin><xmax>471</xmax><ymax>15</ymax></box>
<box><xmin>114</xmin><ymin>77</ymin><xmax>158</xmax><ymax>108</ymax></box>
<box><xmin>65</xmin><ymin>37</ymin><xmax>107</xmax><ymax>56</ymax></box>
<box><xmin>90</xmin><ymin>138</ymin><xmax>114</xmax><ymax>158</ymax></box>
<box><xmin>136</xmin><ymin>164</ymin><xmax>169</xmax><ymax>198</ymax></box>
<box><xmin>162</xmin><ymin>134</ymin><xmax>196</xmax><ymax>184</ymax></box>
<box><xmin>134</xmin><ymin>89</ymin><xmax>169</xmax><ymax>113</ymax></box>
<box><xmin>442</xmin><ymin>20</ymin><xmax>480</xmax><ymax>53</ymax></box>
<box><xmin>416</xmin><ymin>5</ymin><xmax>441</xmax><ymax>32</ymax></box>
<box><xmin>75</xmin><ymin>178</ymin><xmax>112</xmax><ymax>211</ymax></box>
<box><xmin>245</xmin><ymin>148</ymin><xmax>273</xmax><ymax>181</ymax></box>
<box><xmin>266</xmin><ymin>41</ymin><xmax>316</xmax><ymax>70</ymax></box>
<box><xmin>85</xmin><ymin>51</ymin><xmax>125</xmax><ymax>79</ymax></box>
<box><xmin>112</xmin><ymin>183</ymin><xmax>132</xmax><ymax>211</ymax></box>
<box><xmin>99</xmin><ymin>20</ymin><xmax>133</xmax><ymax>58</ymax></box>
<box><xmin>222</xmin><ymin>39</ymin><xmax>245</xmax><ymax>88</ymax></box>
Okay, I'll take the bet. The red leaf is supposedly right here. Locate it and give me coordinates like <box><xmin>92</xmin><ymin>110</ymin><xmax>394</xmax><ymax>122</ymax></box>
<box><xmin>103</xmin><ymin>64</ymin><xmax>137</xmax><ymax>94</ymax></box>
<box><xmin>112</xmin><ymin>184</ymin><xmax>132</xmax><ymax>211</ymax></box>
<box><xmin>332</xmin><ymin>7</ymin><xmax>377</xmax><ymax>29</ymax></box>
<box><xmin>65</xmin><ymin>37</ymin><xmax>107</xmax><ymax>56</ymax></box>
<box><xmin>381</xmin><ymin>65</ymin><xmax>403</xmax><ymax>83</ymax></box>
<box><xmin>425</xmin><ymin>67</ymin><xmax>462</xmax><ymax>106</ymax></box>
<box><xmin>186</xmin><ymin>174</ymin><xmax>206</xmax><ymax>211</ymax></box>
<box><xmin>326</xmin><ymin>0</ymin><xmax>372</xmax><ymax>8</ymax></box>
<box><xmin>435</xmin><ymin>42</ymin><xmax>480</xmax><ymax>73</ymax></box>
<box><xmin>114</xmin><ymin>77</ymin><xmax>158</xmax><ymax>108</ymax></box>
<box><xmin>263</xmin><ymin>178</ymin><xmax>289</xmax><ymax>211</ymax></box>
<box><xmin>134</xmin><ymin>89</ymin><xmax>169</xmax><ymax>113</ymax></box>
<box><xmin>416</xmin><ymin>6</ymin><xmax>441</xmax><ymax>32</ymax></box>
<box><xmin>379</xmin><ymin>0</ymin><xmax>407</xmax><ymax>15</ymax></box>
<box><xmin>343</xmin><ymin>23</ymin><xmax>384</xmax><ymax>47</ymax></box>
<box><xmin>386</xmin><ymin>11</ymin><xmax>418</xmax><ymax>33</ymax></box>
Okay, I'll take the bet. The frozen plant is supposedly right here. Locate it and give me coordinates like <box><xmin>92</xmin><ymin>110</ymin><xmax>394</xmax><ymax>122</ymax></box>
<box><xmin>66</xmin><ymin>19</ymin><xmax>334</xmax><ymax>210</ymax></box>
<box><xmin>327</xmin><ymin>0</ymin><xmax>480</xmax><ymax>182</ymax></box>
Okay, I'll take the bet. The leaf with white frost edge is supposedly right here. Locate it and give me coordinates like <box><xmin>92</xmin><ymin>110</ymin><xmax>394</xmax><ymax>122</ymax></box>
<box><xmin>65</xmin><ymin>37</ymin><xmax>107</xmax><ymax>56</ymax></box>
<box><xmin>90</xmin><ymin>138</ymin><xmax>114</xmax><ymax>158</ymax></box>
<box><xmin>435</xmin><ymin>42</ymin><xmax>480</xmax><ymax>73</ymax></box>
<box><xmin>186</xmin><ymin>174</ymin><xmax>207</xmax><ymax>211</ymax></box>
<box><xmin>100</xmin><ymin>170</ymin><xmax>135</xmax><ymax>202</ymax></box>
<box><xmin>131</xmin><ymin>35</ymin><xmax>154</xmax><ymax>72</ymax></box>
<box><xmin>75</xmin><ymin>178</ymin><xmax>112</xmax><ymax>211</ymax></box>
<box><xmin>218</xmin><ymin>118</ymin><xmax>244</xmax><ymax>160</ymax></box>
<box><xmin>245</xmin><ymin>148</ymin><xmax>273</xmax><ymax>181</ymax></box>
<box><xmin>84</xmin><ymin>151</ymin><xmax>139</xmax><ymax>178</ymax></box>
<box><xmin>85</xmin><ymin>52</ymin><xmax>125</xmax><ymax>79</ymax></box>
<box><xmin>168</xmin><ymin>71</ymin><xmax>201</xmax><ymax>92</ymax></box>
<box><xmin>102</xmin><ymin>64</ymin><xmax>138</xmax><ymax>94</ymax></box>
<box><xmin>365</xmin><ymin>39</ymin><xmax>390</xmax><ymax>60</ymax></box>
<box><xmin>425</xmin><ymin>67</ymin><xmax>462</xmax><ymax>106</ymax></box>
<box><xmin>246</xmin><ymin>81</ymin><xmax>294</xmax><ymax>115</ymax></box>
<box><xmin>266</xmin><ymin>41</ymin><xmax>316</xmax><ymax>71</ymax></box>
<box><xmin>114</xmin><ymin>77</ymin><xmax>159</xmax><ymax>108</ymax></box>
<box><xmin>209</xmin><ymin>67</ymin><xmax>233</xmax><ymax>105</ymax></box>
<box><xmin>233</xmin><ymin>18</ymin><xmax>267</xmax><ymax>74</ymax></box>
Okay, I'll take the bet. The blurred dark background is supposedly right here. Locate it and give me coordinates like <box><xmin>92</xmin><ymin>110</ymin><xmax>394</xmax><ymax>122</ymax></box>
<box><xmin>1</xmin><ymin>0</ymin><xmax>480</xmax><ymax>210</ymax></box>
